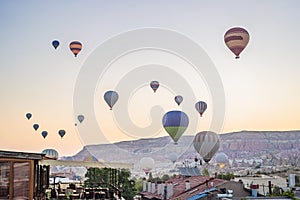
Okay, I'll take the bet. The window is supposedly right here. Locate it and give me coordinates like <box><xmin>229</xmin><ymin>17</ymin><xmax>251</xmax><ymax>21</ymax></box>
<box><xmin>13</xmin><ymin>162</ymin><xmax>30</xmax><ymax>199</ymax></box>
<box><xmin>0</xmin><ymin>162</ymin><xmax>10</xmax><ymax>199</ymax></box>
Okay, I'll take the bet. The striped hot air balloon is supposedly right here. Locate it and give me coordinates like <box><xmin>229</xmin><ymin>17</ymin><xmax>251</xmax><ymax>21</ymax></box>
<box><xmin>42</xmin><ymin>149</ymin><xmax>59</xmax><ymax>160</ymax></box>
<box><xmin>224</xmin><ymin>27</ymin><xmax>249</xmax><ymax>59</ymax></box>
<box><xmin>195</xmin><ymin>101</ymin><xmax>207</xmax><ymax>117</ymax></box>
<box><xmin>193</xmin><ymin>131</ymin><xmax>220</xmax><ymax>163</ymax></box>
<box><xmin>162</xmin><ymin>110</ymin><xmax>189</xmax><ymax>144</ymax></box>
<box><xmin>69</xmin><ymin>41</ymin><xmax>82</xmax><ymax>57</ymax></box>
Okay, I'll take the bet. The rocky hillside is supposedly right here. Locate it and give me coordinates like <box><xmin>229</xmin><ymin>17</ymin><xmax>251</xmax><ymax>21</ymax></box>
<box><xmin>64</xmin><ymin>130</ymin><xmax>300</xmax><ymax>166</ymax></box>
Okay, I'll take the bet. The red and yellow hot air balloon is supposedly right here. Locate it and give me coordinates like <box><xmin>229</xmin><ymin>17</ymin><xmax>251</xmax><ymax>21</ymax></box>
<box><xmin>69</xmin><ymin>41</ymin><xmax>82</xmax><ymax>57</ymax></box>
<box><xmin>224</xmin><ymin>27</ymin><xmax>249</xmax><ymax>59</ymax></box>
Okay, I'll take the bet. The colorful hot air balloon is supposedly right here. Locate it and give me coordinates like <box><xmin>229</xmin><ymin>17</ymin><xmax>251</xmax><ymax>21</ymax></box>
<box><xmin>150</xmin><ymin>81</ymin><xmax>159</xmax><ymax>93</ymax></box>
<box><xmin>41</xmin><ymin>131</ymin><xmax>48</xmax><ymax>139</ymax></box>
<box><xmin>193</xmin><ymin>131</ymin><xmax>220</xmax><ymax>163</ymax></box>
<box><xmin>26</xmin><ymin>113</ymin><xmax>32</xmax><ymax>120</ymax></box>
<box><xmin>215</xmin><ymin>152</ymin><xmax>229</xmax><ymax>169</ymax></box>
<box><xmin>69</xmin><ymin>41</ymin><xmax>82</xmax><ymax>57</ymax></box>
<box><xmin>224</xmin><ymin>27</ymin><xmax>250</xmax><ymax>59</ymax></box>
<box><xmin>77</xmin><ymin>115</ymin><xmax>84</xmax><ymax>123</ymax></box>
<box><xmin>104</xmin><ymin>90</ymin><xmax>119</xmax><ymax>110</ymax></box>
<box><xmin>33</xmin><ymin>124</ymin><xmax>39</xmax><ymax>131</ymax></box>
<box><xmin>58</xmin><ymin>130</ymin><xmax>66</xmax><ymax>138</ymax></box>
<box><xmin>52</xmin><ymin>40</ymin><xmax>60</xmax><ymax>49</ymax></box>
<box><xmin>195</xmin><ymin>101</ymin><xmax>207</xmax><ymax>117</ymax></box>
<box><xmin>162</xmin><ymin>110</ymin><xmax>189</xmax><ymax>144</ymax></box>
<box><xmin>174</xmin><ymin>95</ymin><xmax>183</xmax><ymax>106</ymax></box>
<box><xmin>140</xmin><ymin>157</ymin><xmax>155</xmax><ymax>175</ymax></box>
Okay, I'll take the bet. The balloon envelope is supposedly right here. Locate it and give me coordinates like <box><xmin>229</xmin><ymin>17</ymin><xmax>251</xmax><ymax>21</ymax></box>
<box><xmin>215</xmin><ymin>152</ymin><xmax>229</xmax><ymax>168</ymax></box>
<box><xmin>224</xmin><ymin>27</ymin><xmax>249</xmax><ymax>59</ymax></box>
<box><xmin>41</xmin><ymin>131</ymin><xmax>48</xmax><ymax>139</ymax></box>
<box><xmin>150</xmin><ymin>81</ymin><xmax>159</xmax><ymax>92</ymax></box>
<box><xmin>42</xmin><ymin>149</ymin><xmax>59</xmax><ymax>160</ymax></box>
<box><xmin>26</xmin><ymin>113</ymin><xmax>32</xmax><ymax>120</ymax></box>
<box><xmin>104</xmin><ymin>90</ymin><xmax>119</xmax><ymax>110</ymax></box>
<box><xmin>140</xmin><ymin>157</ymin><xmax>155</xmax><ymax>175</ymax></box>
<box><xmin>174</xmin><ymin>95</ymin><xmax>183</xmax><ymax>106</ymax></box>
<box><xmin>69</xmin><ymin>41</ymin><xmax>82</xmax><ymax>57</ymax></box>
<box><xmin>162</xmin><ymin>110</ymin><xmax>189</xmax><ymax>144</ymax></box>
<box><xmin>77</xmin><ymin>115</ymin><xmax>84</xmax><ymax>123</ymax></box>
<box><xmin>52</xmin><ymin>40</ymin><xmax>59</xmax><ymax>49</ymax></box>
<box><xmin>169</xmin><ymin>153</ymin><xmax>178</xmax><ymax>164</ymax></box>
<box><xmin>33</xmin><ymin>124</ymin><xmax>39</xmax><ymax>131</ymax></box>
<box><xmin>195</xmin><ymin>101</ymin><xmax>207</xmax><ymax>117</ymax></box>
<box><xmin>193</xmin><ymin>131</ymin><xmax>220</xmax><ymax>163</ymax></box>
<box><xmin>58</xmin><ymin>130</ymin><xmax>66</xmax><ymax>138</ymax></box>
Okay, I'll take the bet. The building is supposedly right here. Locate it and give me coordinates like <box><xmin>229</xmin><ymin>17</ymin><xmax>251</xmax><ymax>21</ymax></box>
<box><xmin>0</xmin><ymin>150</ymin><xmax>50</xmax><ymax>200</ymax></box>
<box><xmin>140</xmin><ymin>175</ymin><xmax>254</xmax><ymax>200</ymax></box>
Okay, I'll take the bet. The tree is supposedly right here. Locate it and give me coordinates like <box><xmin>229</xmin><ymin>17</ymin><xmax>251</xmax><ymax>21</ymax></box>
<box><xmin>202</xmin><ymin>168</ymin><xmax>209</xmax><ymax>176</ymax></box>
<box><xmin>161</xmin><ymin>174</ymin><xmax>170</xmax><ymax>182</ymax></box>
<box><xmin>84</xmin><ymin>168</ymin><xmax>137</xmax><ymax>200</ymax></box>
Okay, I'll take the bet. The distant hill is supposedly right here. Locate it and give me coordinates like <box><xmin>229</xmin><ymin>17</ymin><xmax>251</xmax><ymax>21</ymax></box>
<box><xmin>62</xmin><ymin>130</ymin><xmax>300</xmax><ymax>166</ymax></box>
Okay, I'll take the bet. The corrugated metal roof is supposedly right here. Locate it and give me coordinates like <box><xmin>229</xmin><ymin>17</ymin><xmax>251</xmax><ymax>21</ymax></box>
<box><xmin>0</xmin><ymin>150</ymin><xmax>44</xmax><ymax>160</ymax></box>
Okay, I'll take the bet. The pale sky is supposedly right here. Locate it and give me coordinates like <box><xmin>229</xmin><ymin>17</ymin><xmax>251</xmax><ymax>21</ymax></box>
<box><xmin>0</xmin><ymin>1</ymin><xmax>299</xmax><ymax>156</ymax></box>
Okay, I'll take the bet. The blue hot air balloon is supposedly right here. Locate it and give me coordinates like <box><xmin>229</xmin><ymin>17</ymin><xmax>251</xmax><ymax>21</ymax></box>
<box><xmin>52</xmin><ymin>40</ymin><xmax>60</xmax><ymax>49</ymax></box>
<box><xmin>58</xmin><ymin>130</ymin><xmax>66</xmax><ymax>138</ymax></box>
<box><xmin>26</xmin><ymin>113</ymin><xmax>32</xmax><ymax>120</ymax></box>
<box><xmin>162</xmin><ymin>110</ymin><xmax>189</xmax><ymax>144</ymax></box>
<box><xmin>104</xmin><ymin>90</ymin><xmax>119</xmax><ymax>110</ymax></box>
<box><xmin>33</xmin><ymin>124</ymin><xmax>39</xmax><ymax>131</ymax></box>
<box><xmin>41</xmin><ymin>131</ymin><xmax>48</xmax><ymax>139</ymax></box>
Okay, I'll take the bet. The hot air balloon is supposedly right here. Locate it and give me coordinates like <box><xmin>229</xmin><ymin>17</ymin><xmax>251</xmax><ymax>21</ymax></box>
<box><xmin>195</xmin><ymin>101</ymin><xmax>207</xmax><ymax>117</ymax></box>
<box><xmin>174</xmin><ymin>95</ymin><xmax>183</xmax><ymax>106</ymax></box>
<box><xmin>140</xmin><ymin>157</ymin><xmax>155</xmax><ymax>175</ymax></box>
<box><xmin>26</xmin><ymin>113</ymin><xmax>32</xmax><ymax>120</ymax></box>
<box><xmin>104</xmin><ymin>90</ymin><xmax>119</xmax><ymax>110</ymax></box>
<box><xmin>162</xmin><ymin>110</ymin><xmax>189</xmax><ymax>144</ymax></box>
<box><xmin>193</xmin><ymin>131</ymin><xmax>220</xmax><ymax>163</ymax></box>
<box><xmin>77</xmin><ymin>115</ymin><xmax>84</xmax><ymax>123</ymax></box>
<box><xmin>52</xmin><ymin>40</ymin><xmax>59</xmax><ymax>49</ymax></box>
<box><xmin>169</xmin><ymin>153</ymin><xmax>178</xmax><ymax>164</ymax></box>
<box><xmin>150</xmin><ymin>81</ymin><xmax>159</xmax><ymax>93</ymax></box>
<box><xmin>41</xmin><ymin>131</ymin><xmax>48</xmax><ymax>139</ymax></box>
<box><xmin>58</xmin><ymin>130</ymin><xmax>66</xmax><ymax>138</ymax></box>
<box><xmin>215</xmin><ymin>152</ymin><xmax>229</xmax><ymax>169</ymax></box>
<box><xmin>224</xmin><ymin>27</ymin><xmax>250</xmax><ymax>59</ymax></box>
<box><xmin>33</xmin><ymin>124</ymin><xmax>39</xmax><ymax>131</ymax></box>
<box><xmin>69</xmin><ymin>41</ymin><xmax>82</xmax><ymax>57</ymax></box>
<box><xmin>42</xmin><ymin>149</ymin><xmax>59</xmax><ymax>160</ymax></box>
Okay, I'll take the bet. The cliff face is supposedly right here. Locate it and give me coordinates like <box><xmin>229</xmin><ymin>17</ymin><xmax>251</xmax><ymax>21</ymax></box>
<box><xmin>65</xmin><ymin>130</ymin><xmax>300</xmax><ymax>165</ymax></box>
<box><xmin>220</xmin><ymin>130</ymin><xmax>300</xmax><ymax>152</ymax></box>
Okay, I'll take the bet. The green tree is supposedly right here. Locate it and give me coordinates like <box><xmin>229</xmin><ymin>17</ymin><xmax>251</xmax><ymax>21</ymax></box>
<box><xmin>161</xmin><ymin>174</ymin><xmax>170</xmax><ymax>182</ymax></box>
<box><xmin>84</xmin><ymin>168</ymin><xmax>137</xmax><ymax>200</ymax></box>
<box><xmin>202</xmin><ymin>168</ymin><xmax>210</xmax><ymax>176</ymax></box>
